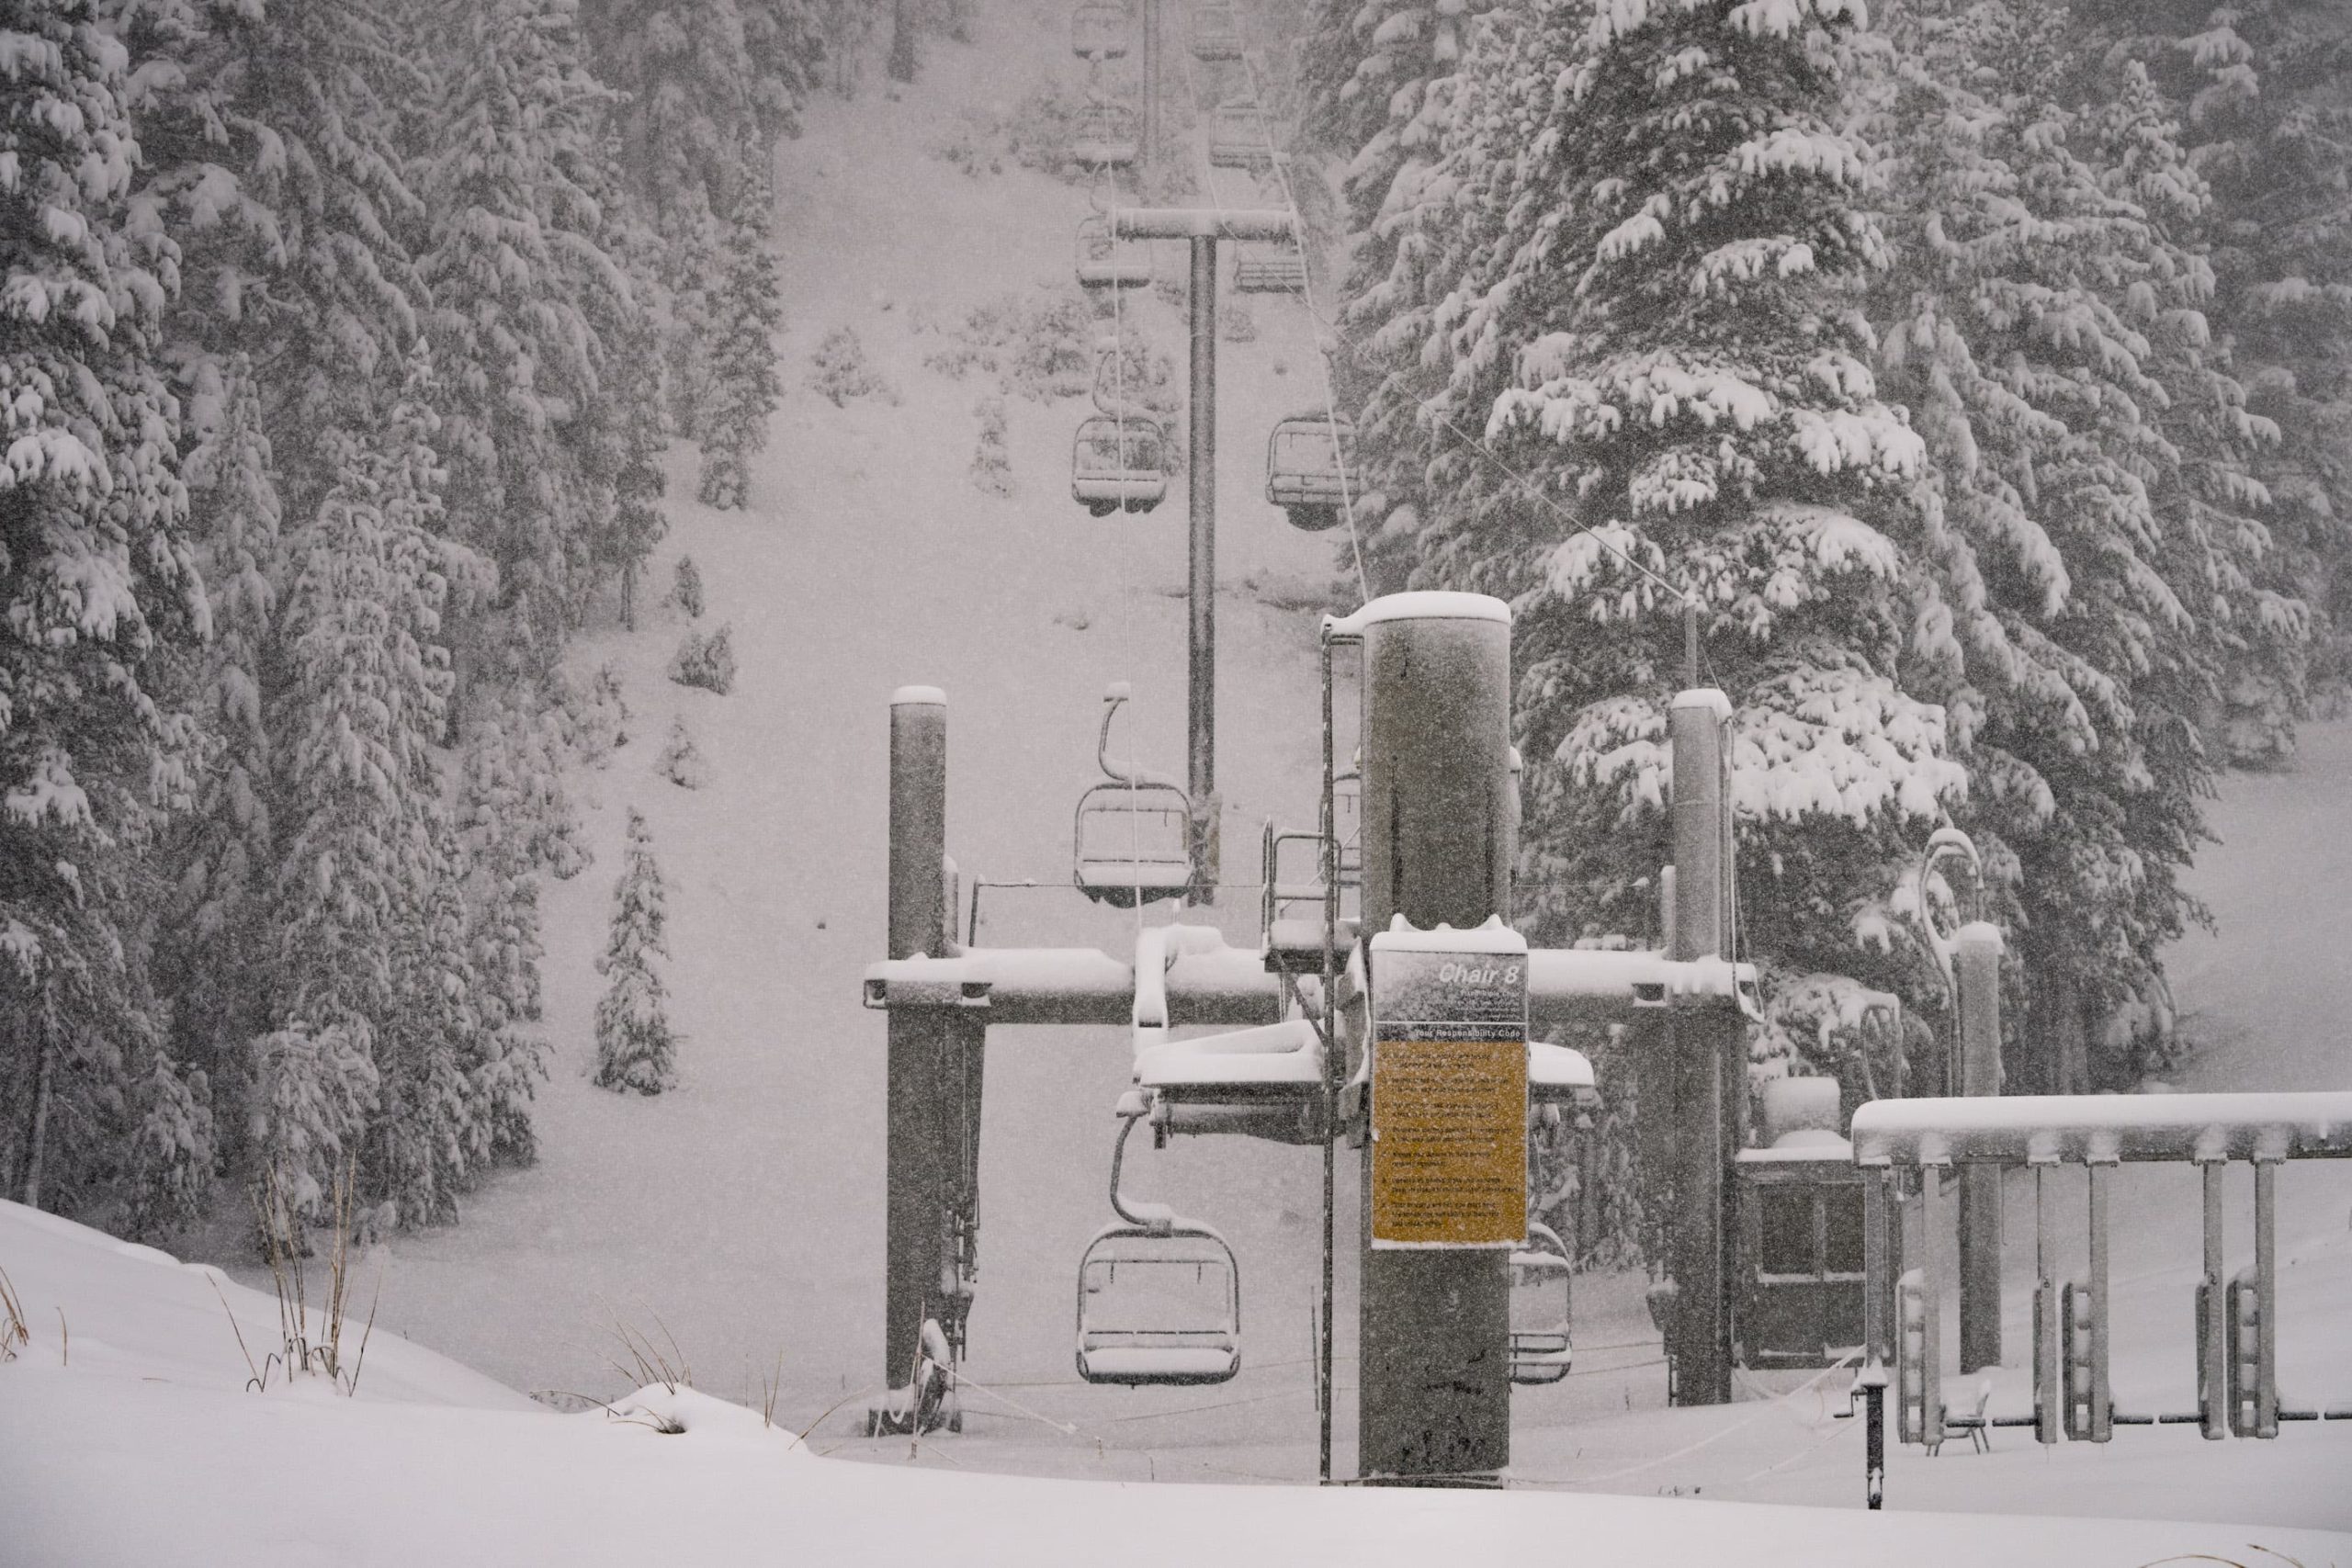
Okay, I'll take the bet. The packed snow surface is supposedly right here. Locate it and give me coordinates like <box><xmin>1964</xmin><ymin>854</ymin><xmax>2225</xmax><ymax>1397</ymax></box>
<box><xmin>6</xmin><ymin>1200</ymin><xmax>2348</xmax><ymax>1567</ymax></box>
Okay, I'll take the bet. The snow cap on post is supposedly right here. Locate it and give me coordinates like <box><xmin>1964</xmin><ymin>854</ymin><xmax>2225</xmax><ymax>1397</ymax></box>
<box><xmin>890</xmin><ymin>685</ymin><xmax>946</xmax><ymax>706</ymax></box>
<box><xmin>1955</xmin><ymin>920</ymin><xmax>2004</xmax><ymax>958</ymax></box>
<box><xmin>1669</xmin><ymin>686</ymin><xmax>1734</xmax><ymax>723</ymax></box>
<box><xmin>1325</xmin><ymin>591</ymin><xmax>1511</xmax><ymax>639</ymax></box>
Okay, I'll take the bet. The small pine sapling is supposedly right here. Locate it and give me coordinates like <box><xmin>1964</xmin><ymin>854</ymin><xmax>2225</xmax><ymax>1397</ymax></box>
<box><xmin>594</xmin><ymin>810</ymin><xmax>678</xmax><ymax>1095</ymax></box>
<box><xmin>807</xmin><ymin>326</ymin><xmax>899</xmax><ymax>407</ymax></box>
<box><xmin>672</xmin><ymin>554</ymin><xmax>707</xmax><ymax>618</ymax></box>
<box><xmin>657</xmin><ymin>716</ymin><xmax>712</xmax><ymax>789</ymax></box>
<box><xmin>669</xmin><ymin>623</ymin><xmax>738</xmax><ymax>694</ymax></box>
<box><xmin>970</xmin><ymin>395</ymin><xmax>1014</xmax><ymax>497</ymax></box>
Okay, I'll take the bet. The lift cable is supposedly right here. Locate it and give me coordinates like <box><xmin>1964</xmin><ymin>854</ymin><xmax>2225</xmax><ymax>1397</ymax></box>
<box><xmin>1211</xmin><ymin>23</ymin><xmax>1694</xmax><ymax>618</ymax></box>
<box><xmin>1228</xmin><ymin>37</ymin><xmax>1371</xmax><ymax>603</ymax></box>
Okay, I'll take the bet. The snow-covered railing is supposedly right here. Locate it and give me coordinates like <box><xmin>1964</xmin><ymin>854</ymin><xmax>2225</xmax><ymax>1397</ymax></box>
<box><xmin>1850</xmin><ymin>1091</ymin><xmax>2352</xmax><ymax>1167</ymax></box>
<box><xmin>1852</xmin><ymin>1090</ymin><xmax>2352</xmax><ymax>1453</ymax></box>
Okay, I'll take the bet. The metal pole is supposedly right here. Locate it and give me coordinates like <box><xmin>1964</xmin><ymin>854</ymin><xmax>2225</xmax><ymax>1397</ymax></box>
<box><xmin>1860</xmin><ymin>1165</ymin><xmax>1892</xmax><ymax>1508</ymax></box>
<box><xmin>1919</xmin><ymin>1164</ymin><xmax>1946</xmax><ymax>1450</ymax></box>
<box><xmin>1667</xmin><ymin>689</ymin><xmax>1735</xmax><ymax>1406</ymax></box>
<box><xmin>880</xmin><ymin>688</ymin><xmax>949</xmax><ymax>1427</ymax></box>
<box><xmin>2087</xmin><ymin>1159</ymin><xmax>2111</xmax><ymax>1441</ymax></box>
<box><xmin>2199</xmin><ymin>1159</ymin><xmax>2226</xmax><ymax>1439</ymax></box>
<box><xmin>1865</xmin><ymin>1379</ymin><xmax>1885</xmax><ymax>1509</ymax></box>
<box><xmin>1187</xmin><ymin>235</ymin><xmax>1218</xmax><ymax>902</ymax></box>
<box><xmin>1141</xmin><ymin>0</ymin><xmax>1159</xmax><ymax>176</ymax></box>
<box><xmin>2254</xmin><ymin>1157</ymin><xmax>2278</xmax><ymax>1438</ymax></box>
<box><xmin>1317</xmin><ymin>630</ymin><xmax>1337</xmax><ymax>1486</ymax></box>
<box><xmin>2033</xmin><ymin>1165</ymin><xmax>2059</xmax><ymax>1444</ymax></box>
<box><xmin>1955</xmin><ymin>924</ymin><xmax>2003</xmax><ymax>1374</ymax></box>
<box><xmin>1355</xmin><ymin>594</ymin><xmax>1514</xmax><ymax>1486</ymax></box>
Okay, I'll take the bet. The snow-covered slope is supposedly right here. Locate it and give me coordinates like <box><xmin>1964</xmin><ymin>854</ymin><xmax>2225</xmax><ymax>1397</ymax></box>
<box><xmin>279</xmin><ymin>0</ymin><xmax>1356</xmax><ymax>1427</ymax></box>
<box><xmin>8</xmin><ymin>1200</ymin><xmax>2346</xmax><ymax>1568</ymax></box>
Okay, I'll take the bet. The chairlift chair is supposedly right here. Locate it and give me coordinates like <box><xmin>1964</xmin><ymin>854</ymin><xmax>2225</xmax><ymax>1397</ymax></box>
<box><xmin>1260</xmin><ymin>819</ymin><xmax>1359</xmax><ymax>975</ymax></box>
<box><xmin>1072</xmin><ymin>415</ymin><xmax>1168</xmax><ymax>517</ymax></box>
<box><xmin>1076</xmin><ymin>1223</ymin><xmax>1241</xmax><ymax>1384</ymax></box>
<box><xmin>1072</xmin><ymin>683</ymin><xmax>1192</xmax><ymax>905</ymax></box>
<box><xmin>1510</xmin><ymin>1222</ymin><xmax>1575</xmax><ymax>1384</ymax></box>
<box><xmin>1266</xmin><ymin>413</ymin><xmax>1356</xmax><ymax>532</ymax></box>
<box><xmin>1234</xmin><ymin>247</ymin><xmax>1307</xmax><ymax>295</ymax></box>
<box><xmin>1191</xmin><ymin>3</ymin><xmax>1242</xmax><ymax>61</ymax></box>
<box><xmin>1071</xmin><ymin>103</ymin><xmax>1138</xmax><ymax>170</ymax></box>
<box><xmin>1074</xmin><ymin>781</ymin><xmax>1192</xmax><ymax>904</ymax></box>
<box><xmin>1076</xmin><ymin>215</ymin><xmax>1152</xmax><ymax>292</ymax></box>
<box><xmin>1071</xmin><ymin>0</ymin><xmax>1128</xmax><ymax>58</ymax></box>
<box><xmin>1207</xmin><ymin>100</ymin><xmax>1272</xmax><ymax>171</ymax></box>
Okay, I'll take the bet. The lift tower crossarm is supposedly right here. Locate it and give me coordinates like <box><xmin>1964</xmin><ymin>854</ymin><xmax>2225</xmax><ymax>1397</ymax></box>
<box><xmin>1108</xmin><ymin>208</ymin><xmax>1296</xmax><ymax>241</ymax></box>
<box><xmin>862</xmin><ymin>946</ymin><xmax>1757</xmax><ymax>1029</ymax></box>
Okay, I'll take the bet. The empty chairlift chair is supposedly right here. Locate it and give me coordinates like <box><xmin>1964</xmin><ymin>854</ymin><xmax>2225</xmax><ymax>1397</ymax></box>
<box><xmin>1510</xmin><ymin>1222</ymin><xmax>1575</xmax><ymax>1384</ymax></box>
<box><xmin>1076</xmin><ymin>214</ymin><xmax>1152</xmax><ymax>292</ymax></box>
<box><xmin>1259</xmin><ymin>818</ymin><xmax>1359</xmax><ymax>975</ymax></box>
<box><xmin>1071</xmin><ymin>102</ymin><xmax>1138</xmax><ymax>170</ymax></box>
<box><xmin>1070</xmin><ymin>0</ymin><xmax>1128</xmax><ymax>58</ymax></box>
<box><xmin>1072</xmin><ymin>415</ymin><xmax>1168</xmax><ymax>516</ymax></box>
<box><xmin>1076</xmin><ymin>1223</ymin><xmax>1241</xmax><ymax>1384</ymax></box>
<box><xmin>1233</xmin><ymin>245</ymin><xmax>1307</xmax><ymax>295</ymax></box>
<box><xmin>1072</xmin><ymin>683</ymin><xmax>1193</xmax><ymax>906</ymax></box>
<box><xmin>1208</xmin><ymin>100</ymin><xmax>1271</xmax><ymax>171</ymax></box>
<box><xmin>1191</xmin><ymin>2</ymin><xmax>1241</xmax><ymax>61</ymax></box>
<box><xmin>1265</xmin><ymin>412</ymin><xmax>1356</xmax><ymax>532</ymax></box>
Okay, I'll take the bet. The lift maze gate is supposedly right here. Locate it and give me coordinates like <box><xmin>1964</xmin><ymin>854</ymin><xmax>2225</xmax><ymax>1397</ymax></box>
<box><xmin>857</xmin><ymin>592</ymin><xmax>2352</xmax><ymax>1498</ymax></box>
<box><xmin>1852</xmin><ymin>1094</ymin><xmax>2352</xmax><ymax>1455</ymax></box>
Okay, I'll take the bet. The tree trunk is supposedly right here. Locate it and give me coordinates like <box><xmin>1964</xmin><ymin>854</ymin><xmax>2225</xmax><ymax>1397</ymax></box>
<box><xmin>888</xmin><ymin>0</ymin><xmax>917</xmax><ymax>83</ymax></box>
<box><xmin>21</xmin><ymin>1026</ymin><xmax>56</xmax><ymax>1211</ymax></box>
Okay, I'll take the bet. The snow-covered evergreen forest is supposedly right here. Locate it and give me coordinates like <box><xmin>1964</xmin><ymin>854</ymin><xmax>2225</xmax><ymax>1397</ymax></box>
<box><xmin>1306</xmin><ymin>0</ymin><xmax>2349</xmax><ymax>1130</ymax></box>
<box><xmin>0</xmin><ymin>0</ymin><xmax>888</xmax><ymax>1237</ymax></box>
<box><xmin>2</xmin><ymin>0</ymin><xmax>2348</xmax><ymax>1312</ymax></box>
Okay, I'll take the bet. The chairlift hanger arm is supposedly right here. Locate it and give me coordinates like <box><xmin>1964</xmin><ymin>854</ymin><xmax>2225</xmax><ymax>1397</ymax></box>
<box><xmin>1095</xmin><ymin>686</ymin><xmax>1187</xmax><ymax>793</ymax></box>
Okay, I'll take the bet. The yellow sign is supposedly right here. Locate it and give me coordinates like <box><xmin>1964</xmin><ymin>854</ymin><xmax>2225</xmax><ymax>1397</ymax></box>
<box><xmin>1370</xmin><ymin>1036</ymin><xmax>1528</xmax><ymax>1247</ymax></box>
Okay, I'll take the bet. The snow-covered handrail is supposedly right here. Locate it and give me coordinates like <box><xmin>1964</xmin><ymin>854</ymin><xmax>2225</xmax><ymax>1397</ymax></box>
<box><xmin>1850</xmin><ymin>1091</ymin><xmax>2352</xmax><ymax>1168</ymax></box>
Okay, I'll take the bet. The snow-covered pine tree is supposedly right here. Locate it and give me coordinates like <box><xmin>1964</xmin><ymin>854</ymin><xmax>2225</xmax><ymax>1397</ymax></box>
<box><xmin>1862</xmin><ymin>0</ymin><xmax>2287</xmax><ymax>1089</ymax></box>
<box><xmin>264</xmin><ymin>374</ymin><xmax>461</xmax><ymax>1220</ymax></box>
<box><xmin>609</xmin><ymin>345</ymin><xmax>670</xmax><ymax>628</ymax></box>
<box><xmin>455</xmin><ymin>705</ymin><xmax>553</xmax><ymax>1165</ymax></box>
<box><xmin>2069</xmin><ymin>0</ymin><xmax>2352</xmax><ymax>739</ymax></box>
<box><xmin>1339</xmin><ymin>1</ymin><xmax>1544</xmax><ymax>592</ymax></box>
<box><xmin>421</xmin><ymin>0</ymin><xmax>626</xmax><ymax>667</ymax></box>
<box><xmin>0</xmin><ymin>0</ymin><xmax>207</xmax><ymax>1215</ymax></box>
<box><xmin>739</xmin><ymin>0</ymin><xmax>826</xmax><ymax>141</ymax></box>
<box><xmin>109</xmin><ymin>0</ymin><xmax>431</xmax><ymax>513</ymax></box>
<box><xmin>670</xmin><ymin>623</ymin><xmax>740</xmax><ymax>694</ymax></box>
<box><xmin>2088</xmin><ymin>52</ymin><xmax>2311</xmax><ymax>769</ymax></box>
<box><xmin>1402</xmin><ymin>0</ymin><xmax>1956</xmax><ymax>1064</ymax></box>
<box><xmin>153</xmin><ymin>356</ymin><xmax>284</xmax><ymax>1129</ymax></box>
<box><xmin>594</xmin><ymin>809</ymin><xmax>678</xmax><ymax>1094</ymax></box>
<box><xmin>697</xmin><ymin>155</ymin><xmax>786</xmax><ymax>509</ymax></box>
<box><xmin>371</xmin><ymin>811</ymin><xmax>481</xmax><ymax>1225</ymax></box>
<box><xmin>245</xmin><ymin>1022</ymin><xmax>378</xmax><ymax>1220</ymax></box>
